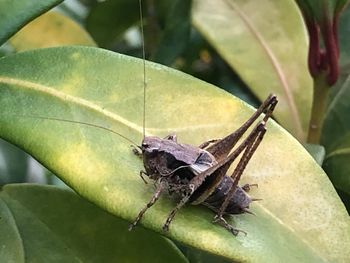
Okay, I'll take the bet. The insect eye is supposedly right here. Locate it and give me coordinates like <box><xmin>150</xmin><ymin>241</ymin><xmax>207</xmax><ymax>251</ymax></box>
<box><xmin>142</xmin><ymin>143</ymin><xmax>149</xmax><ymax>148</ymax></box>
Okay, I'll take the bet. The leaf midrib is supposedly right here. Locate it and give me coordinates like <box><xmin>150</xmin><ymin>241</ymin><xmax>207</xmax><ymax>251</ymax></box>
<box><xmin>222</xmin><ymin>0</ymin><xmax>303</xmax><ymax>139</ymax></box>
<box><xmin>255</xmin><ymin>203</ymin><xmax>326</xmax><ymax>262</ymax></box>
<box><xmin>0</xmin><ymin>75</ymin><xmax>143</xmax><ymax>133</ymax></box>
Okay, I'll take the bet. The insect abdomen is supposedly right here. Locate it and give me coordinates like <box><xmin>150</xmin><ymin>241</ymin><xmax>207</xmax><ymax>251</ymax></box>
<box><xmin>201</xmin><ymin>175</ymin><xmax>252</xmax><ymax>215</ymax></box>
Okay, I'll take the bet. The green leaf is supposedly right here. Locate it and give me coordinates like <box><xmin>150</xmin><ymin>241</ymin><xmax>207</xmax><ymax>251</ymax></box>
<box><xmin>152</xmin><ymin>0</ymin><xmax>192</xmax><ymax>65</ymax></box>
<box><xmin>337</xmin><ymin>189</ymin><xmax>350</xmax><ymax>212</ymax></box>
<box><xmin>86</xmin><ymin>0</ymin><xmax>139</xmax><ymax>48</ymax></box>
<box><xmin>296</xmin><ymin>0</ymin><xmax>348</xmax><ymax>22</ymax></box>
<box><xmin>339</xmin><ymin>4</ymin><xmax>350</xmax><ymax>67</ymax></box>
<box><xmin>304</xmin><ymin>144</ymin><xmax>326</xmax><ymax>165</ymax></box>
<box><xmin>0</xmin><ymin>47</ymin><xmax>349</xmax><ymax>262</ymax></box>
<box><xmin>9</xmin><ymin>11</ymin><xmax>96</xmax><ymax>52</ymax></box>
<box><xmin>0</xmin><ymin>139</ymin><xmax>28</xmax><ymax>184</ymax></box>
<box><xmin>0</xmin><ymin>184</ymin><xmax>188</xmax><ymax>262</ymax></box>
<box><xmin>192</xmin><ymin>0</ymin><xmax>313</xmax><ymax>141</ymax></box>
<box><xmin>322</xmin><ymin>75</ymin><xmax>350</xmax><ymax>194</ymax></box>
<box><xmin>0</xmin><ymin>0</ymin><xmax>63</xmax><ymax>45</ymax></box>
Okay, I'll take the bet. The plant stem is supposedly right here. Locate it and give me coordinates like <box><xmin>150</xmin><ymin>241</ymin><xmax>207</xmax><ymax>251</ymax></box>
<box><xmin>307</xmin><ymin>74</ymin><xmax>331</xmax><ymax>144</ymax></box>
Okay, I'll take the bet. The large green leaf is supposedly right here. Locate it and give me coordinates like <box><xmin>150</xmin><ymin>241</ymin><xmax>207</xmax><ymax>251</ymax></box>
<box><xmin>0</xmin><ymin>184</ymin><xmax>188</xmax><ymax>262</ymax></box>
<box><xmin>0</xmin><ymin>47</ymin><xmax>349</xmax><ymax>262</ymax></box>
<box><xmin>322</xmin><ymin>75</ymin><xmax>350</xmax><ymax>194</ymax></box>
<box><xmin>192</xmin><ymin>0</ymin><xmax>312</xmax><ymax>141</ymax></box>
<box><xmin>0</xmin><ymin>0</ymin><xmax>63</xmax><ymax>45</ymax></box>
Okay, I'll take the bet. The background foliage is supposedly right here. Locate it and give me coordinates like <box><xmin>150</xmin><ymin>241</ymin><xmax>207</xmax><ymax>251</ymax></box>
<box><xmin>0</xmin><ymin>0</ymin><xmax>350</xmax><ymax>262</ymax></box>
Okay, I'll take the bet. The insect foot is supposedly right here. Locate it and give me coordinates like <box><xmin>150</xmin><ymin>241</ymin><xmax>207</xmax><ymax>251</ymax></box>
<box><xmin>213</xmin><ymin>215</ymin><xmax>247</xmax><ymax>236</ymax></box>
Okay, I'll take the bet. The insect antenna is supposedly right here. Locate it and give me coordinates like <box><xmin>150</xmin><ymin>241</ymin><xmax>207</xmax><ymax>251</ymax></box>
<box><xmin>16</xmin><ymin>115</ymin><xmax>140</xmax><ymax>149</ymax></box>
<box><xmin>139</xmin><ymin>0</ymin><xmax>147</xmax><ymax>139</ymax></box>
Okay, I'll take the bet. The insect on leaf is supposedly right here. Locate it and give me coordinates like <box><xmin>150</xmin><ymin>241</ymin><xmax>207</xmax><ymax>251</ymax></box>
<box><xmin>0</xmin><ymin>47</ymin><xmax>349</xmax><ymax>262</ymax></box>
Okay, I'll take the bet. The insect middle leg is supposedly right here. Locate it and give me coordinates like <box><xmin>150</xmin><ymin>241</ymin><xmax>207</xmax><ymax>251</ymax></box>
<box><xmin>162</xmin><ymin>184</ymin><xmax>195</xmax><ymax>231</ymax></box>
<box><xmin>129</xmin><ymin>179</ymin><xmax>166</xmax><ymax>231</ymax></box>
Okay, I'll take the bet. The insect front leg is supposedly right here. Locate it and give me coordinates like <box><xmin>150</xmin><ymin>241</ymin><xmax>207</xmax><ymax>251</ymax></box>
<box><xmin>139</xmin><ymin>170</ymin><xmax>148</xmax><ymax>184</ymax></box>
<box><xmin>131</xmin><ymin>145</ymin><xmax>142</xmax><ymax>157</ymax></box>
<box><xmin>129</xmin><ymin>178</ymin><xmax>166</xmax><ymax>231</ymax></box>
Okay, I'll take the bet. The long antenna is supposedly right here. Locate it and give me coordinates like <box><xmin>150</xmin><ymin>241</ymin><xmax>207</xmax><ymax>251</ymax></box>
<box><xmin>17</xmin><ymin>115</ymin><xmax>140</xmax><ymax>148</ymax></box>
<box><xmin>139</xmin><ymin>0</ymin><xmax>146</xmax><ymax>139</ymax></box>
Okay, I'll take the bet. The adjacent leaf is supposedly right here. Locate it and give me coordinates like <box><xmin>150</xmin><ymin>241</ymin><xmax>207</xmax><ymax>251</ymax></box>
<box><xmin>192</xmin><ymin>0</ymin><xmax>313</xmax><ymax>141</ymax></box>
<box><xmin>304</xmin><ymin>144</ymin><xmax>326</xmax><ymax>165</ymax></box>
<box><xmin>0</xmin><ymin>184</ymin><xmax>188</xmax><ymax>262</ymax></box>
<box><xmin>337</xmin><ymin>189</ymin><xmax>350</xmax><ymax>212</ymax></box>
<box><xmin>86</xmin><ymin>0</ymin><xmax>139</xmax><ymax>47</ymax></box>
<box><xmin>0</xmin><ymin>47</ymin><xmax>349</xmax><ymax>262</ymax></box>
<box><xmin>339</xmin><ymin>4</ymin><xmax>350</xmax><ymax>67</ymax></box>
<box><xmin>152</xmin><ymin>0</ymin><xmax>192</xmax><ymax>65</ymax></box>
<box><xmin>9</xmin><ymin>11</ymin><xmax>96</xmax><ymax>52</ymax></box>
<box><xmin>0</xmin><ymin>0</ymin><xmax>63</xmax><ymax>45</ymax></box>
<box><xmin>322</xmin><ymin>75</ymin><xmax>350</xmax><ymax>194</ymax></box>
<box><xmin>0</xmin><ymin>139</ymin><xmax>28</xmax><ymax>184</ymax></box>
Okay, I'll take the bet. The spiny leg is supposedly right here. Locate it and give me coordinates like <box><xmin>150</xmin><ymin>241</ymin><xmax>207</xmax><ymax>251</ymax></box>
<box><xmin>207</xmin><ymin>94</ymin><xmax>277</xmax><ymax>161</ymax></box>
<box><xmin>131</xmin><ymin>145</ymin><xmax>142</xmax><ymax>157</ymax></box>
<box><xmin>214</xmin><ymin>122</ymin><xmax>267</xmax><ymax>232</ymax></box>
<box><xmin>162</xmin><ymin>184</ymin><xmax>194</xmax><ymax>231</ymax></box>
<box><xmin>139</xmin><ymin>170</ymin><xmax>148</xmax><ymax>184</ymax></box>
<box><xmin>213</xmin><ymin>215</ymin><xmax>247</xmax><ymax>236</ymax></box>
<box><xmin>129</xmin><ymin>179</ymin><xmax>165</xmax><ymax>231</ymax></box>
<box><xmin>189</xmin><ymin>118</ymin><xmax>271</xmax><ymax>205</ymax></box>
<box><xmin>170</xmin><ymin>110</ymin><xmax>274</xmax><ymax>228</ymax></box>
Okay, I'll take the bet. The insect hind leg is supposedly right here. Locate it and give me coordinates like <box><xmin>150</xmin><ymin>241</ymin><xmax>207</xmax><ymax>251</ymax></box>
<box><xmin>213</xmin><ymin>215</ymin><xmax>247</xmax><ymax>236</ymax></box>
<box><xmin>213</xmin><ymin>121</ymin><xmax>267</xmax><ymax>235</ymax></box>
<box><xmin>198</xmin><ymin>139</ymin><xmax>221</xmax><ymax>149</ymax></box>
<box><xmin>207</xmin><ymin>94</ymin><xmax>277</xmax><ymax>160</ymax></box>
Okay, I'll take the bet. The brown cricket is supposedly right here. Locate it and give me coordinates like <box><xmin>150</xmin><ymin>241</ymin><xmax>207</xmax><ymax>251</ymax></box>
<box><xmin>129</xmin><ymin>94</ymin><xmax>278</xmax><ymax>235</ymax></box>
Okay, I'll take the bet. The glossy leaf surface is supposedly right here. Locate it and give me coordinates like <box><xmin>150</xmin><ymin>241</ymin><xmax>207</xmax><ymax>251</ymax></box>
<box><xmin>0</xmin><ymin>140</ymin><xmax>28</xmax><ymax>184</ymax></box>
<box><xmin>0</xmin><ymin>47</ymin><xmax>349</xmax><ymax>262</ymax></box>
<box><xmin>0</xmin><ymin>184</ymin><xmax>187</xmax><ymax>262</ymax></box>
<box><xmin>322</xmin><ymin>76</ymin><xmax>350</xmax><ymax>194</ymax></box>
<box><xmin>192</xmin><ymin>0</ymin><xmax>312</xmax><ymax>141</ymax></box>
<box><xmin>0</xmin><ymin>0</ymin><xmax>63</xmax><ymax>45</ymax></box>
<box><xmin>10</xmin><ymin>12</ymin><xmax>96</xmax><ymax>51</ymax></box>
